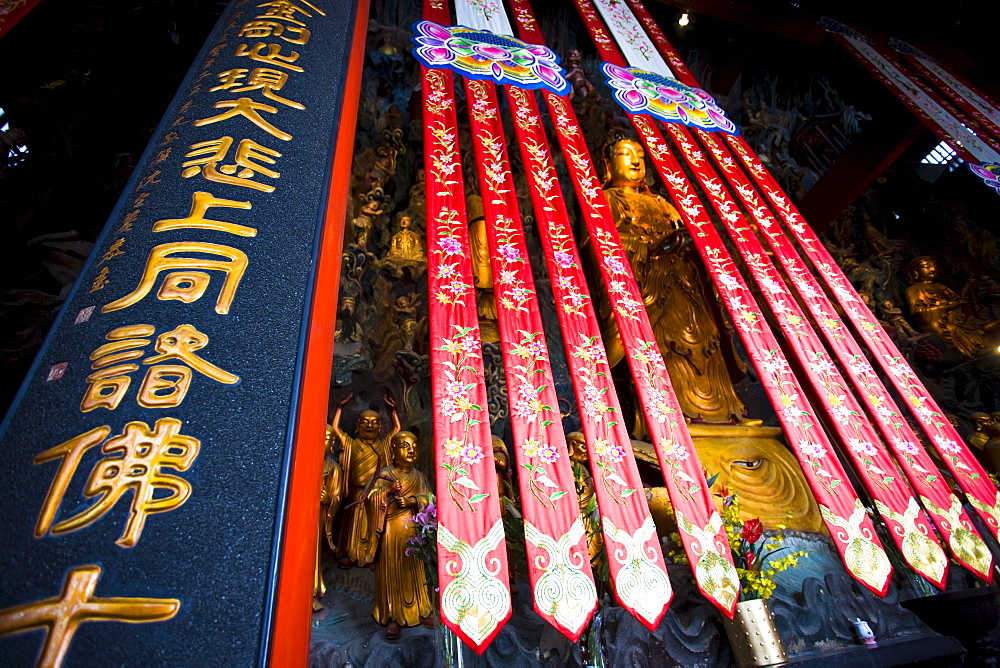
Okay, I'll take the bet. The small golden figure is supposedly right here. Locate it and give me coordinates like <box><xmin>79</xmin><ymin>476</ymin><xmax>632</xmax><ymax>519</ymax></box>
<box><xmin>330</xmin><ymin>393</ymin><xmax>400</xmax><ymax>569</ymax></box>
<box><xmin>386</xmin><ymin>215</ymin><xmax>425</xmax><ymax>261</ymax></box>
<box><xmin>566</xmin><ymin>431</ymin><xmax>604</xmax><ymax>569</ymax></box>
<box><xmin>315</xmin><ymin>425</ymin><xmax>344</xmax><ymax>609</ymax></box>
<box><xmin>392</xmin><ymin>294</ymin><xmax>421</xmax><ymax>353</ymax></box>
<box><xmin>904</xmin><ymin>256</ymin><xmax>994</xmax><ymax>359</ymax></box>
<box><xmin>492</xmin><ymin>435</ymin><xmax>513</xmax><ymax>502</ymax></box>
<box><xmin>467</xmin><ymin>194</ymin><xmax>499</xmax><ymax>342</ymax></box>
<box><xmin>365</xmin><ymin>431</ymin><xmax>434</xmax><ymax>638</ymax></box>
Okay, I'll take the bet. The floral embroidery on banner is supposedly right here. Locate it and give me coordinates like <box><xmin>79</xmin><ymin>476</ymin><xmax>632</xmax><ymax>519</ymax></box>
<box><xmin>438</xmin><ymin>325</ymin><xmax>489</xmax><ymax>512</ymax></box>
<box><xmin>508</xmin><ymin>331</ymin><xmax>569</xmax><ymax>509</ymax></box>
<box><xmin>569</xmin><ymin>334</ymin><xmax>634</xmax><ymax>505</ymax></box>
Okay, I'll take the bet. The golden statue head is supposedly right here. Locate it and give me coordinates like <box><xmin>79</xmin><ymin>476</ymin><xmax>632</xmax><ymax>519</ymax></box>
<box><xmin>356</xmin><ymin>410</ymin><xmax>382</xmax><ymax>440</ymax></box>
<box><xmin>566</xmin><ymin>431</ymin><xmax>588</xmax><ymax>464</ymax></box>
<box><xmin>906</xmin><ymin>256</ymin><xmax>938</xmax><ymax>283</ymax></box>
<box><xmin>390</xmin><ymin>431</ymin><xmax>419</xmax><ymax>466</ymax></box>
<box><xmin>601</xmin><ymin>132</ymin><xmax>646</xmax><ymax>188</ymax></box>
<box><xmin>971</xmin><ymin>412</ymin><xmax>993</xmax><ymax>431</ymax></box>
<box><xmin>398</xmin><ymin>215</ymin><xmax>413</xmax><ymax>230</ymax></box>
<box><xmin>492</xmin><ymin>435</ymin><xmax>509</xmax><ymax>471</ymax></box>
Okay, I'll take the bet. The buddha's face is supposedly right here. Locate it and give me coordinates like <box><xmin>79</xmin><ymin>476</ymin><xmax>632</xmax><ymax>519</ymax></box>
<box><xmin>566</xmin><ymin>432</ymin><xmax>587</xmax><ymax>464</ymax></box>
<box><xmin>392</xmin><ymin>432</ymin><xmax>418</xmax><ymax>466</ymax></box>
<box><xmin>357</xmin><ymin>411</ymin><xmax>382</xmax><ymax>440</ymax></box>
<box><xmin>607</xmin><ymin>140</ymin><xmax>646</xmax><ymax>187</ymax></box>
<box><xmin>400</xmin><ymin>216</ymin><xmax>412</xmax><ymax>230</ymax></box>
<box><xmin>912</xmin><ymin>258</ymin><xmax>938</xmax><ymax>282</ymax></box>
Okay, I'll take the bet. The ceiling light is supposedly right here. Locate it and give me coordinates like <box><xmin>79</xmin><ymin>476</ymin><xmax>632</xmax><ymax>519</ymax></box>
<box><xmin>678</xmin><ymin>12</ymin><xmax>690</xmax><ymax>26</ymax></box>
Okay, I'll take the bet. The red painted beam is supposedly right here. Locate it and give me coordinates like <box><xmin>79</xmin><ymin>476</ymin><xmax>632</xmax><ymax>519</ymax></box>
<box><xmin>268</xmin><ymin>0</ymin><xmax>370</xmax><ymax>663</ymax></box>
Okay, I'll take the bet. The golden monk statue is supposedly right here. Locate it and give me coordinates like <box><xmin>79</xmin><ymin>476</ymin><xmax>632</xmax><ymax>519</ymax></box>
<box><xmin>600</xmin><ymin>137</ymin><xmax>745</xmax><ymax>426</ymax></box>
<box><xmin>386</xmin><ymin>215</ymin><xmax>425</xmax><ymax>261</ymax></box>
<box><xmin>315</xmin><ymin>425</ymin><xmax>344</xmax><ymax>609</ymax></box>
<box><xmin>365</xmin><ymin>431</ymin><xmax>434</xmax><ymax>638</ymax></box>
<box><xmin>330</xmin><ymin>393</ymin><xmax>400</xmax><ymax>569</ymax></box>
<box><xmin>492</xmin><ymin>435</ymin><xmax>513</xmax><ymax>503</ymax></box>
<box><xmin>904</xmin><ymin>256</ymin><xmax>995</xmax><ymax>359</ymax></box>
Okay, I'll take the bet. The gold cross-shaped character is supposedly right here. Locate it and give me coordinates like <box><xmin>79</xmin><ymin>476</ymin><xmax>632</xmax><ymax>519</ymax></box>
<box><xmin>0</xmin><ymin>565</ymin><xmax>179</xmax><ymax>667</ymax></box>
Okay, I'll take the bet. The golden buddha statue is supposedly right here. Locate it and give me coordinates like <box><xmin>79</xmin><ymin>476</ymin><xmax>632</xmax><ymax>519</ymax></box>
<box><xmin>969</xmin><ymin>412</ymin><xmax>1000</xmax><ymax>473</ymax></box>
<box><xmin>330</xmin><ymin>393</ymin><xmax>400</xmax><ymax>569</ymax></box>
<box><xmin>904</xmin><ymin>256</ymin><xmax>991</xmax><ymax>359</ymax></box>
<box><xmin>467</xmin><ymin>194</ymin><xmax>499</xmax><ymax>343</ymax></box>
<box><xmin>365</xmin><ymin>431</ymin><xmax>433</xmax><ymax>638</ymax></box>
<box><xmin>597</xmin><ymin>135</ymin><xmax>821</xmax><ymax>535</ymax></box>
<box><xmin>599</xmin><ymin>137</ymin><xmax>745</xmax><ymax>426</ymax></box>
<box><xmin>386</xmin><ymin>215</ymin><xmax>425</xmax><ymax>261</ymax></box>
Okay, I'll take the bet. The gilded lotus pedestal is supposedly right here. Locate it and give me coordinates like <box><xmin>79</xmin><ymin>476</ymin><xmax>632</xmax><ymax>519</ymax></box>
<box><xmin>722</xmin><ymin>598</ymin><xmax>788</xmax><ymax>667</ymax></box>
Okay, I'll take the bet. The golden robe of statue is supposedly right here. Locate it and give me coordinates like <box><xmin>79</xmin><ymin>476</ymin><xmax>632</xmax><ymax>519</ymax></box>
<box><xmin>366</xmin><ymin>431</ymin><xmax>433</xmax><ymax>635</ymax></box>
<box><xmin>904</xmin><ymin>256</ymin><xmax>990</xmax><ymax>359</ymax></box>
<box><xmin>567</xmin><ymin>431</ymin><xmax>605</xmax><ymax>567</ymax></box>
<box><xmin>330</xmin><ymin>394</ymin><xmax>400</xmax><ymax>569</ymax></box>
<box><xmin>600</xmin><ymin>139</ymin><xmax>745</xmax><ymax>424</ymax></box>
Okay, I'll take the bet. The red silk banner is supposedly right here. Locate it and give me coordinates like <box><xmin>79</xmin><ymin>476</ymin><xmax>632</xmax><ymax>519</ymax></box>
<box><xmin>503</xmin><ymin>83</ymin><xmax>675</xmax><ymax>628</ymax></box>
<box><xmin>573</xmin><ymin>0</ymin><xmax>893</xmax><ymax>596</ymax></box>
<box><xmin>695</xmin><ymin>128</ymin><xmax>992</xmax><ymax>582</ymax></box>
<box><xmin>462</xmin><ymin>77</ymin><xmax>598</xmax><ymax>641</ymax></box>
<box><xmin>894</xmin><ymin>48</ymin><xmax>1000</xmax><ymax>147</ymax></box>
<box><xmin>620</xmin><ymin>0</ymin><xmax>1000</xmax><ymax>558</ymax></box>
<box><xmin>627</xmin><ymin>0</ymin><xmax>999</xmax><ymax>576</ymax></box>
<box><xmin>508</xmin><ymin>0</ymin><xmax>740</xmax><ymax>619</ymax></box>
<box><xmin>673</xmin><ymin>121</ymin><xmax>968</xmax><ymax>587</ymax></box>
<box><xmin>830</xmin><ymin>33</ymin><xmax>1000</xmax><ymax>166</ymax></box>
<box><xmin>421</xmin><ymin>0</ymin><xmax>512</xmax><ymax>645</ymax></box>
<box><xmin>726</xmin><ymin>134</ymin><xmax>1000</xmax><ymax>543</ymax></box>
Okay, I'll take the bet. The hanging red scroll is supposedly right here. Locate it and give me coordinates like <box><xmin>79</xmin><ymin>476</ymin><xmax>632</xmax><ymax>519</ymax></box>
<box><xmin>503</xmin><ymin>83</ymin><xmax>675</xmax><ymax>628</ymax></box>
<box><xmin>507</xmin><ymin>0</ymin><xmax>741</xmax><ymax>619</ymax></box>
<box><xmin>463</xmin><ymin>77</ymin><xmax>598</xmax><ymax>641</ymax></box>
<box><xmin>693</xmin><ymin>128</ymin><xmax>992</xmax><ymax>582</ymax></box>
<box><xmin>573</xmin><ymin>0</ymin><xmax>894</xmax><ymax>596</ymax></box>
<box><xmin>421</xmin><ymin>0</ymin><xmax>511</xmax><ymax>652</ymax></box>
<box><xmin>620</xmin><ymin>0</ymin><xmax>1000</xmax><ymax>558</ymax></box>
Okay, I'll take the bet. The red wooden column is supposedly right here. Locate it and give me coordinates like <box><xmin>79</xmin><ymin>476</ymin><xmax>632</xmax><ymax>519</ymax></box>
<box><xmin>269</xmin><ymin>0</ymin><xmax>371</xmax><ymax>663</ymax></box>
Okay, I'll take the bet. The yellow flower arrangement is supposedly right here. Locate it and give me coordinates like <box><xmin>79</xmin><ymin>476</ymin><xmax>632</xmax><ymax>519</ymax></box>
<box><xmin>667</xmin><ymin>483</ymin><xmax>808</xmax><ymax>601</ymax></box>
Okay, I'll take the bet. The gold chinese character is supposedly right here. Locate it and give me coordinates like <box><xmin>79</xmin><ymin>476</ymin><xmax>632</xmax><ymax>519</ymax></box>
<box><xmin>152</xmin><ymin>191</ymin><xmax>255</xmax><ymax>236</ymax></box>
<box><xmin>81</xmin><ymin>324</ymin><xmax>155</xmax><ymax>412</ymax></box>
<box><xmin>193</xmin><ymin>97</ymin><xmax>292</xmax><ymax>141</ymax></box>
<box><xmin>90</xmin><ymin>267</ymin><xmax>109</xmax><ymax>293</ymax></box>
<box><xmin>33</xmin><ymin>418</ymin><xmax>200</xmax><ymax>547</ymax></box>
<box><xmin>211</xmin><ymin>68</ymin><xmax>304</xmax><ymax>109</ymax></box>
<box><xmin>239</xmin><ymin>20</ymin><xmax>310</xmax><ymax>44</ymax></box>
<box><xmin>133</xmin><ymin>192</ymin><xmax>150</xmax><ymax>208</ymax></box>
<box><xmin>136</xmin><ymin>170</ymin><xmax>162</xmax><ymax>190</ymax></box>
<box><xmin>180</xmin><ymin>137</ymin><xmax>282</xmax><ymax>192</ymax></box>
<box><xmin>160</xmin><ymin>131</ymin><xmax>180</xmax><ymax>145</ymax></box>
<box><xmin>102</xmin><ymin>242</ymin><xmax>248</xmax><ymax>315</ymax></box>
<box><xmin>234</xmin><ymin>42</ymin><xmax>303</xmax><ymax>73</ymax></box>
<box><xmin>151</xmin><ymin>147</ymin><xmax>172</xmax><ymax>165</ymax></box>
<box><xmin>255</xmin><ymin>0</ymin><xmax>325</xmax><ymax>25</ymax></box>
<box><xmin>117</xmin><ymin>210</ymin><xmax>140</xmax><ymax>232</ymax></box>
<box><xmin>81</xmin><ymin>324</ymin><xmax>237</xmax><ymax>411</ymax></box>
<box><xmin>144</xmin><ymin>324</ymin><xmax>240</xmax><ymax>384</ymax></box>
<box><xmin>97</xmin><ymin>238</ymin><xmax>125</xmax><ymax>265</ymax></box>
<box><xmin>0</xmin><ymin>565</ymin><xmax>179</xmax><ymax>667</ymax></box>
